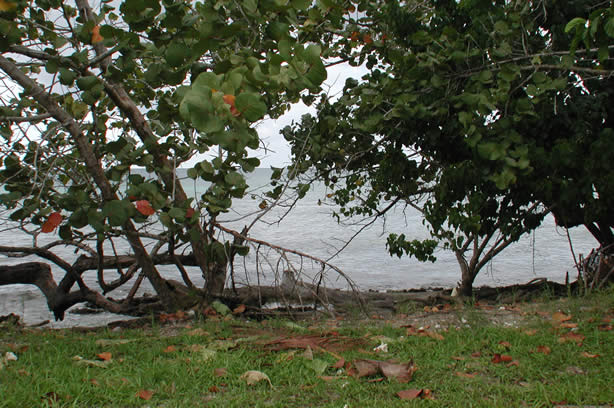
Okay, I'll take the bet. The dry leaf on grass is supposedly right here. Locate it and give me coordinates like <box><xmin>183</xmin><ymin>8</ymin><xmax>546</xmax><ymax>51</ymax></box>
<box><xmin>455</xmin><ymin>371</ymin><xmax>478</xmax><ymax>378</ymax></box>
<box><xmin>136</xmin><ymin>389</ymin><xmax>154</xmax><ymax>400</ymax></box>
<box><xmin>350</xmin><ymin>359</ymin><xmax>416</xmax><ymax>383</ymax></box>
<box><xmin>240</xmin><ymin>370</ymin><xmax>273</xmax><ymax>388</ymax></box>
<box><xmin>581</xmin><ymin>352</ymin><xmax>599</xmax><ymax>358</ymax></box>
<box><xmin>552</xmin><ymin>312</ymin><xmax>572</xmax><ymax>324</ymax></box>
<box><xmin>214</xmin><ymin>367</ymin><xmax>228</xmax><ymax>377</ymax></box>
<box><xmin>558</xmin><ymin>332</ymin><xmax>585</xmax><ymax>345</ymax></box>
<box><xmin>535</xmin><ymin>345</ymin><xmax>551</xmax><ymax>355</ymax></box>
<box><xmin>397</xmin><ymin>389</ymin><xmax>434</xmax><ymax>400</ymax></box>
<box><xmin>491</xmin><ymin>353</ymin><xmax>513</xmax><ymax>364</ymax></box>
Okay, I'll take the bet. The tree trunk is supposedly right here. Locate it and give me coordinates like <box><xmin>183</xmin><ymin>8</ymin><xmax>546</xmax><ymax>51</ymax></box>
<box><xmin>455</xmin><ymin>250</ymin><xmax>475</xmax><ymax>297</ymax></box>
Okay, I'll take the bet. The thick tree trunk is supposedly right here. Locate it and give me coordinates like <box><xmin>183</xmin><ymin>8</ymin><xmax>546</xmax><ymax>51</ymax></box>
<box><xmin>0</xmin><ymin>262</ymin><xmax>84</xmax><ymax>320</ymax></box>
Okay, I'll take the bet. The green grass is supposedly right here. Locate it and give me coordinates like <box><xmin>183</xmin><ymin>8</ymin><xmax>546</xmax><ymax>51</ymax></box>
<box><xmin>1</xmin><ymin>288</ymin><xmax>614</xmax><ymax>407</ymax></box>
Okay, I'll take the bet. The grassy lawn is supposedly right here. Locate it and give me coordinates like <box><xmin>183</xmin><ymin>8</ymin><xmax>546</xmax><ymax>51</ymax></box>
<box><xmin>1</xmin><ymin>288</ymin><xmax>613</xmax><ymax>407</ymax></box>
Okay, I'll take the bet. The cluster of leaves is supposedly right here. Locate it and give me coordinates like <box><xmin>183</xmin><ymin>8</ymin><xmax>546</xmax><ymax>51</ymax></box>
<box><xmin>0</xmin><ymin>0</ymin><xmax>358</xmax><ymax>305</ymax></box>
<box><xmin>283</xmin><ymin>0</ymin><xmax>614</xmax><ymax>293</ymax></box>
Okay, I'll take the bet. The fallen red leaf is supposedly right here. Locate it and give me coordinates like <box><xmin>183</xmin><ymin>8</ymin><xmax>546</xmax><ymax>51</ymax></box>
<box><xmin>535</xmin><ymin>345</ymin><xmax>551</xmax><ymax>355</ymax></box>
<box><xmin>559</xmin><ymin>322</ymin><xmax>578</xmax><ymax>329</ymax></box>
<box><xmin>136</xmin><ymin>389</ymin><xmax>154</xmax><ymax>400</ymax></box>
<box><xmin>41</xmin><ymin>212</ymin><xmax>62</xmax><ymax>233</ymax></box>
<box><xmin>498</xmin><ymin>341</ymin><xmax>512</xmax><ymax>349</ymax></box>
<box><xmin>163</xmin><ymin>345</ymin><xmax>176</xmax><ymax>353</ymax></box>
<box><xmin>491</xmin><ymin>353</ymin><xmax>513</xmax><ymax>364</ymax></box>
<box><xmin>96</xmin><ymin>352</ymin><xmax>112</xmax><ymax>361</ymax></box>
<box><xmin>470</xmin><ymin>351</ymin><xmax>482</xmax><ymax>358</ymax></box>
<box><xmin>135</xmin><ymin>200</ymin><xmax>155</xmax><ymax>216</ymax></box>
<box><xmin>506</xmin><ymin>360</ymin><xmax>520</xmax><ymax>367</ymax></box>
<box><xmin>333</xmin><ymin>358</ymin><xmax>345</xmax><ymax>369</ymax></box>
<box><xmin>552</xmin><ymin>312</ymin><xmax>572</xmax><ymax>323</ymax></box>
<box><xmin>232</xmin><ymin>304</ymin><xmax>246</xmax><ymax>315</ymax></box>
<box><xmin>581</xmin><ymin>352</ymin><xmax>599</xmax><ymax>358</ymax></box>
<box><xmin>208</xmin><ymin>385</ymin><xmax>220</xmax><ymax>393</ymax></box>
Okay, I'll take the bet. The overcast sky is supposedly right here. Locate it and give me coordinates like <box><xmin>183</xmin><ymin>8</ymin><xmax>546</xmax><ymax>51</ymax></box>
<box><xmin>246</xmin><ymin>63</ymin><xmax>368</xmax><ymax>168</ymax></box>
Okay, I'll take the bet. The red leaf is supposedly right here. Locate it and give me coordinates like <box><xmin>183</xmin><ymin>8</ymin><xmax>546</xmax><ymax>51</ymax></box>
<box><xmin>498</xmin><ymin>341</ymin><xmax>512</xmax><ymax>349</ymax></box>
<box><xmin>536</xmin><ymin>345</ymin><xmax>551</xmax><ymax>355</ymax></box>
<box><xmin>186</xmin><ymin>208</ymin><xmax>196</xmax><ymax>218</ymax></box>
<box><xmin>214</xmin><ymin>367</ymin><xmax>228</xmax><ymax>377</ymax></box>
<box><xmin>552</xmin><ymin>312</ymin><xmax>572</xmax><ymax>323</ymax></box>
<box><xmin>96</xmin><ymin>352</ymin><xmax>112</xmax><ymax>361</ymax></box>
<box><xmin>41</xmin><ymin>212</ymin><xmax>62</xmax><ymax>233</ymax></box>
<box><xmin>91</xmin><ymin>25</ymin><xmax>104</xmax><ymax>43</ymax></box>
<box><xmin>232</xmin><ymin>304</ymin><xmax>246</xmax><ymax>315</ymax></box>
<box><xmin>163</xmin><ymin>346</ymin><xmax>176</xmax><ymax>353</ymax></box>
<box><xmin>136</xmin><ymin>389</ymin><xmax>154</xmax><ymax>400</ymax></box>
<box><xmin>223</xmin><ymin>94</ymin><xmax>240</xmax><ymax>117</ymax></box>
<box><xmin>333</xmin><ymin>358</ymin><xmax>345</xmax><ymax>369</ymax></box>
<box><xmin>135</xmin><ymin>200</ymin><xmax>155</xmax><ymax>216</ymax></box>
<box><xmin>581</xmin><ymin>352</ymin><xmax>599</xmax><ymax>358</ymax></box>
<box><xmin>491</xmin><ymin>353</ymin><xmax>513</xmax><ymax>364</ymax></box>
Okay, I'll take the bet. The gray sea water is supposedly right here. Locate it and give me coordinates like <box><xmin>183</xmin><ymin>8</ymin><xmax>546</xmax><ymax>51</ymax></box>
<box><xmin>0</xmin><ymin>168</ymin><xmax>596</xmax><ymax>327</ymax></box>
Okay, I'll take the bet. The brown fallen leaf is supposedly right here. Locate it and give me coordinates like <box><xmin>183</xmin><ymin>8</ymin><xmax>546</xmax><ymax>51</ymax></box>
<box><xmin>506</xmin><ymin>360</ymin><xmax>520</xmax><ymax>367</ymax></box>
<box><xmin>351</xmin><ymin>359</ymin><xmax>416</xmax><ymax>383</ymax></box>
<box><xmin>451</xmin><ymin>356</ymin><xmax>465</xmax><ymax>361</ymax></box>
<box><xmin>522</xmin><ymin>329</ymin><xmax>537</xmax><ymax>336</ymax></box>
<box><xmin>240</xmin><ymin>370</ymin><xmax>273</xmax><ymax>387</ymax></box>
<box><xmin>186</xmin><ymin>328</ymin><xmax>209</xmax><ymax>336</ymax></box>
<box><xmin>208</xmin><ymin>385</ymin><xmax>220</xmax><ymax>393</ymax></box>
<box><xmin>163</xmin><ymin>345</ymin><xmax>176</xmax><ymax>353</ymax></box>
<box><xmin>214</xmin><ymin>367</ymin><xmax>228</xmax><ymax>377</ymax></box>
<box><xmin>397</xmin><ymin>388</ymin><xmax>434</xmax><ymax>400</ymax></box>
<box><xmin>333</xmin><ymin>358</ymin><xmax>345</xmax><ymax>369</ymax></box>
<box><xmin>559</xmin><ymin>322</ymin><xmax>578</xmax><ymax>329</ymax></box>
<box><xmin>470</xmin><ymin>351</ymin><xmax>482</xmax><ymax>358</ymax></box>
<box><xmin>397</xmin><ymin>389</ymin><xmax>423</xmax><ymax>400</ymax></box>
<box><xmin>498</xmin><ymin>341</ymin><xmax>512</xmax><ymax>349</ymax></box>
<box><xmin>558</xmin><ymin>332</ymin><xmax>585</xmax><ymax>345</ymax></box>
<box><xmin>455</xmin><ymin>371</ymin><xmax>478</xmax><ymax>378</ymax></box>
<box><xmin>136</xmin><ymin>389</ymin><xmax>154</xmax><ymax>400</ymax></box>
<box><xmin>552</xmin><ymin>312</ymin><xmax>572</xmax><ymax>323</ymax></box>
<box><xmin>580</xmin><ymin>352</ymin><xmax>599</xmax><ymax>358</ymax></box>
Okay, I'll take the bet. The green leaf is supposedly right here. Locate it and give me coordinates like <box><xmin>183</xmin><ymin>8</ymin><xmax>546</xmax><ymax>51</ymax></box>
<box><xmin>165</xmin><ymin>43</ymin><xmax>189</xmax><ymax>67</ymax></box>
<box><xmin>76</xmin><ymin>76</ymin><xmax>99</xmax><ymax>91</ymax></box>
<box><xmin>235</xmin><ymin>92</ymin><xmax>267</xmax><ymax>121</ymax></box>
<box><xmin>605</xmin><ymin>17</ymin><xmax>614</xmax><ymax>37</ymax></box>
<box><xmin>224</xmin><ymin>171</ymin><xmax>245</xmax><ymax>186</ymax></box>
<box><xmin>58</xmin><ymin>68</ymin><xmax>77</xmax><ymax>85</ymax></box>
<box><xmin>565</xmin><ymin>17</ymin><xmax>586</xmax><ymax>33</ymax></box>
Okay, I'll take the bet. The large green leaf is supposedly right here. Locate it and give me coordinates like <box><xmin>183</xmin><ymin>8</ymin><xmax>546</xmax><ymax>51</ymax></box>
<box><xmin>235</xmin><ymin>92</ymin><xmax>267</xmax><ymax>121</ymax></box>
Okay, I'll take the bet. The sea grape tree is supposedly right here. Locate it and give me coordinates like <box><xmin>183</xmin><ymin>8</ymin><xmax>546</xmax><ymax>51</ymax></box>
<box><xmin>284</xmin><ymin>0</ymin><xmax>614</xmax><ymax>295</ymax></box>
<box><xmin>0</xmin><ymin>0</ymin><xmax>350</xmax><ymax>319</ymax></box>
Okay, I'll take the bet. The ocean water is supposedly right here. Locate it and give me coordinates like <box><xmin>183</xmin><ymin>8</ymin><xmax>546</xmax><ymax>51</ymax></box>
<box><xmin>0</xmin><ymin>168</ymin><xmax>597</xmax><ymax>326</ymax></box>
